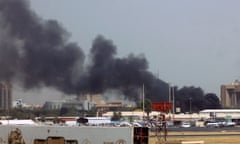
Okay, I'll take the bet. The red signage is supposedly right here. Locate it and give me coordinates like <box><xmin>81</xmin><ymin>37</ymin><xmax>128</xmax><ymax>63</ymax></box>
<box><xmin>152</xmin><ymin>102</ymin><xmax>172</xmax><ymax>112</ymax></box>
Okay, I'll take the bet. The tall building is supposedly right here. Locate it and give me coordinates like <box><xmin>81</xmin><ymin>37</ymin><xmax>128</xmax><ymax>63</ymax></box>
<box><xmin>0</xmin><ymin>82</ymin><xmax>12</xmax><ymax>111</ymax></box>
<box><xmin>221</xmin><ymin>80</ymin><xmax>240</xmax><ymax>108</ymax></box>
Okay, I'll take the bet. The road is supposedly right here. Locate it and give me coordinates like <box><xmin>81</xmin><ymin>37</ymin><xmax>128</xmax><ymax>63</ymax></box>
<box><xmin>149</xmin><ymin>126</ymin><xmax>240</xmax><ymax>144</ymax></box>
<box><xmin>167</xmin><ymin>126</ymin><xmax>240</xmax><ymax>132</ymax></box>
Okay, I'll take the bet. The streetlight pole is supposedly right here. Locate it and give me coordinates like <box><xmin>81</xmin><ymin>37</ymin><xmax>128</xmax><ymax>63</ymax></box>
<box><xmin>172</xmin><ymin>86</ymin><xmax>175</xmax><ymax>114</ymax></box>
<box><xmin>168</xmin><ymin>83</ymin><xmax>175</xmax><ymax>114</ymax></box>
<box><xmin>189</xmin><ymin>97</ymin><xmax>192</xmax><ymax>114</ymax></box>
<box><xmin>142</xmin><ymin>84</ymin><xmax>145</xmax><ymax>118</ymax></box>
<box><xmin>168</xmin><ymin>83</ymin><xmax>171</xmax><ymax>103</ymax></box>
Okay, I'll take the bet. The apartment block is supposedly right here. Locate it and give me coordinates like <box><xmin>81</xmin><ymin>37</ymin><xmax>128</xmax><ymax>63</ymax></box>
<box><xmin>0</xmin><ymin>82</ymin><xmax>12</xmax><ymax>111</ymax></box>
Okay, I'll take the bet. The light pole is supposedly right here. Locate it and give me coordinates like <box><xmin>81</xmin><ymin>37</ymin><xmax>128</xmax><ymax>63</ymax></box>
<box><xmin>189</xmin><ymin>97</ymin><xmax>192</xmax><ymax>114</ymax></box>
<box><xmin>142</xmin><ymin>84</ymin><xmax>145</xmax><ymax>119</ymax></box>
<box><xmin>168</xmin><ymin>83</ymin><xmax>171</xmax><ymax>103</ymax></box>
<box><xmin>172</xmin><ymin>86</ymin><xmax>175</xmax><ymax>114</ymax></box>
<box><xmin>168</xmin><ymin>83</ymin><xmax>175</xmax><ymax>114</ymax></box>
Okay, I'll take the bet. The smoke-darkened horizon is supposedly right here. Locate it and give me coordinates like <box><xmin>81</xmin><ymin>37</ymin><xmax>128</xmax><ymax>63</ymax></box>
<box><xmin>0</xmin><ymin>0</ymin><xmax>168</xmax><ymax>102</ymax></box>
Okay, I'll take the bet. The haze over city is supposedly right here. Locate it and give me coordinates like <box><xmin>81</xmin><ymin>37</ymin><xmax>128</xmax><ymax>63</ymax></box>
<box><xmin>1</xmin><ymin>0</ymin><xmax>240</xmax><ymax>104</ymax></box>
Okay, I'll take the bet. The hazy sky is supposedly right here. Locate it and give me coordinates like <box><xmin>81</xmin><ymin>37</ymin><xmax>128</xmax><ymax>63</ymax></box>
<box><xmin>25</xmin><ymin>0</ymin><xmax>240</xmax><ymax>101</ymax></box>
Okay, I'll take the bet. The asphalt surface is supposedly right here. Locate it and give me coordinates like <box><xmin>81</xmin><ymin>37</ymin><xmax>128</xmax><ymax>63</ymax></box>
<box><xmin>149</xmin><ymin>126</ymin><xmax>240</xmax><ymax>138</ymax></box>
<box><xmin>167</xmin><ymin>126</ymin><xmax>240</xmax><ymax>132</ymax></box>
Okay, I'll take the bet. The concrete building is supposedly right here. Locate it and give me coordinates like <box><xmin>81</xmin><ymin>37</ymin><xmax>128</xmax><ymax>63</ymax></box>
<box><xmin>12</xmin><ymin>99</ymin><xmax>36</xmax><ymax>109</ymax></box>
<box><xmin>221</xmin><ymin>80</ymin><xmax>240</xmax><ymax>108</ymax></box>
<box><xmin>0</xmin><ymin>82</ymin><xmax>12</xmax><ymax>111</ymax></box>
<box><xmin>43</xmin><ymin>100</ymin><xmax>64</xmax><ymax>110</ymax></box>
<box><xmin>12</xmin><ymin>99</ymin><xmax>23</xmax><ymax>108</ymax></box>
<box><xmin>43</xmin><ymin>100</ymin><xmax>94</xmax><ymax>111</ymax></box>
<box><xmin>77</xmin><ymin>93</ymin><xmax>104</xmax><ymax>104</ymax></box>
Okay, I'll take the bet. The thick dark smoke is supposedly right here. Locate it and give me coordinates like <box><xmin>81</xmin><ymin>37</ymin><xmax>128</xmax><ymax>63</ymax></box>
<box><xmin>0</xmin><ymin>0</ymin><xmax>168</xmax><ymax>102</ymax></box>
<box><xmin>0</xmin><ymin>0</ymin><xmax>85</xmax><ymax>93</ymax></box>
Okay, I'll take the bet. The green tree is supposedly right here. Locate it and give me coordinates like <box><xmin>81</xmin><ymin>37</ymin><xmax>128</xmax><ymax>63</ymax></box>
<box><xmin>60</xmin><ymin>107</ymin><xmax>68</xmax><ymax>116</ymax></box>
<box><xmin>136</xmin><ymin>99</ymin><xmax>152</xmax><ymax>119</ymax></box>
<box><xmin>144</xmin><ymin>99</ymin><xmax>152</xmax><ymax>119</ymax></box>
<box><xmin>111</xmin><ymin>111</ymin><xmax>122</xmax><ymax>121</ymax></box>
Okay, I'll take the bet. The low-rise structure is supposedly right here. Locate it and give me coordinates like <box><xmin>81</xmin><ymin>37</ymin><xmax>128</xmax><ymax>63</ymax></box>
<box><xmin>43</xmin><ymin>100</ymin><xmax>94</xmax><ymax>111</ymax></box>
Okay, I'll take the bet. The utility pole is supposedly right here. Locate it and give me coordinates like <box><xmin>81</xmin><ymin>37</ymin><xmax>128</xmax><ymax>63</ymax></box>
<box><xmin>142</xmin><ymin>84</ymin><xmax>145</xmax><ymax>119</ymax></box>
<box><xmin>189</xmin><ymin>97</ymin><xmax>192</xmax><ymax>114</ymax></box>
<box><xmin>169</xmin><ymin>83</ymin><xmax>175</xmax><ymax>114</ymax></box>
<box><xmin>172</xmin><ymin>86</ymin><xmax>175</xmax><ymax>114</ymax></box>
<box><xmin>168</xmin><ymin>83</ymin><xmax>171</xmax><ymax>103</ymax></box>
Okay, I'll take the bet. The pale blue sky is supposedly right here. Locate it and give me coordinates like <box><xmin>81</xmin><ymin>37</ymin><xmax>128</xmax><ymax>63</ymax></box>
<box><xmin>28</xmin><ymin>0</ymin><xmax>240</xmax><ymax>97</ymax></box>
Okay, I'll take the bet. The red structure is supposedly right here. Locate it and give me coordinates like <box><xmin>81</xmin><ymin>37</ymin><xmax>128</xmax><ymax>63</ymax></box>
<box><xmin>151</xmin><ymin>102</ymin><xmax>172</xmax><ymax>113</ymax></box>
<box><xmin>151</xmin><ymin>102</ymin><xmax>172</xmax><ymax>142</ymax></box>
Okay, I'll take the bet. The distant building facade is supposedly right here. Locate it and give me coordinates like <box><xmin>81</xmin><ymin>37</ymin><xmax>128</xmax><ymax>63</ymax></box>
<box><xmin>12</xmin><ymin>99</ymin><xmax>40</xmax><ymax>109</ymax></box>
<box><xmin>221</xmin><ymin>80</ymin><xmax>240</xmax><ymax>108</ymax></box>
<box><xmin>0</xmin><ymin>82</ymin><xmax>12</xmax><ymax>111</ymax></box>
<box><xmin>77</xmin><ymin>94</ymin><xmax>104</xmax><ymax>104</ymax></box>
<box><xmin>43</xmin><ymin>100</ymin><xmax>94</xmax><ymax>111</ymax></box>
<box><xmin>43</xmin><ymin>101</ymin><xmax>63</xmax><ymax>110</ymax></box>
<box><xmin>12</xmin><ymin>99</ymin><xmax>23</xmax><ymax>108</ymax></box>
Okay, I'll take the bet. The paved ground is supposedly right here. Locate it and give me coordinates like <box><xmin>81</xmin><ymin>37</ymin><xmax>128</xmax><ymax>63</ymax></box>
<box><xmin>149</xmin><ymin>126</ymin><xmax>240</xmax><ymax>144</ymax></box>
<box><xmin>167</xmin><ymin>126</ymin><xmax>240</xmax><ymax>132</ymax></box>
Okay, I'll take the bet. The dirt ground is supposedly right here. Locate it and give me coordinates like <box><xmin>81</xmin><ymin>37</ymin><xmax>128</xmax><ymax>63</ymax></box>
<box><xmin>149</xmin><ymin>131</ymin><xmax>240</xmax><ymax>144</ymax></box>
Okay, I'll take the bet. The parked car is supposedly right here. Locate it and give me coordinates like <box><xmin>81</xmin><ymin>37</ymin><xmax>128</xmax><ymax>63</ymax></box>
<box><xmin>224</xmin><ymin>122</ymin><xmax>236</xmax><ymax>127</ymax></box>
<box><xmin>206</xmin><ymin>122</ymin><xmax>220</xmax><ymax>128</ymax></box>
<box><xmin>180</xmin><ymin>122</ymin><xmax>191</xmax><ymax>128</ymax></box>
<box><xmin>119</xmin><ymin>121</ymin><xmax>132</xmax><ymax>127</ymax></box>
<box><xmin>131</xmin><ymin>122</ymin><xmax>142</xmax><ymax>127</ymax></box>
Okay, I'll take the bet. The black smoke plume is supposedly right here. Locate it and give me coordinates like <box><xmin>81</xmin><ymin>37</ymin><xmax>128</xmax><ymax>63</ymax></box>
<box><xmin>0</xmin><ymin>0</ymin><xmax>168</xmax><ymax>102</ymax></box>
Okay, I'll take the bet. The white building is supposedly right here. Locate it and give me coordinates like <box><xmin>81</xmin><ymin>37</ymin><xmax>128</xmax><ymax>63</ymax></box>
<box><xmin>43</xmin><ymin>100</ymin><xmax>94</xmax><ymax>111</ymax></box>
